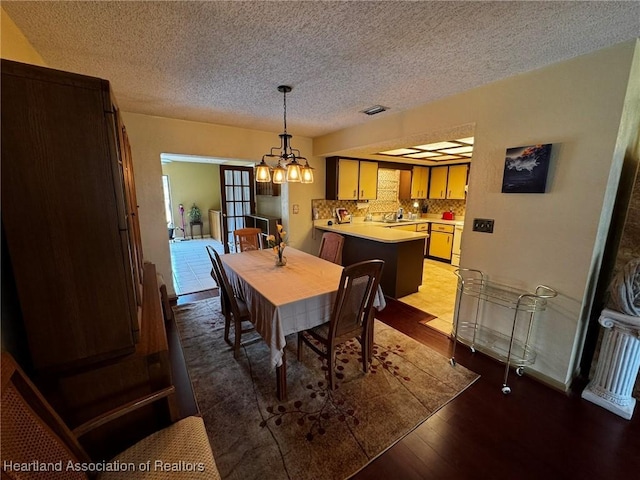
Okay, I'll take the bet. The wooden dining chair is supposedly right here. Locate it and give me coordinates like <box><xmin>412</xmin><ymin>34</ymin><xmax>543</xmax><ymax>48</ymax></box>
<box><xmin>318</xmin><ymin>232</ymin><xmax>345</xmax><ymax>265</ymax></box>
<box><xmin>211</xmin><ymin>249</ymin><xmax>259</xmax><ymax>358</ymax></box>
<box><xmin>206</xmin><ymin>245</ymin><xmax>228</xmax><ymax>320</ymax></box>
<box><xmin>297</xmin><ymin>259</ymin><xmax>385</xmax><ymax>390</ymax></box>
<box><xmin>233</xmin><ymin>228</ymin><xmax>263</xmax><ymax>252</ymax></box>
<box><xmin>0</xmin><ymin>352</ymin><xmax>219</xmax><ymax>480</ymax></box>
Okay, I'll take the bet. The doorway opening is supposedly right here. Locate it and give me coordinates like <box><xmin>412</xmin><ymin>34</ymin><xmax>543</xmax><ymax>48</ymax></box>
<box><xmin>161</xmin><ymin>154</ymin><xmax>254</xmax><ymax>296</ymax></box>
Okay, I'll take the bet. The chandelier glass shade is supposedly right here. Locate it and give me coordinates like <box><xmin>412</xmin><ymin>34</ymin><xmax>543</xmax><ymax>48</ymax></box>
<box><xmin>256</xmin><ymin>86</ymin><xmax>313</xmax><ymax>184</ymax></box>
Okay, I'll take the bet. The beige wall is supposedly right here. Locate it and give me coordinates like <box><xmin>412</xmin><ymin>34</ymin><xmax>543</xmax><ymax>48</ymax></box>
<box><xmin>0</xmin><ymin>8</ymin><xmax>46</xmax><ymax>66</ymax></box>
<box><xmin>161</xmin><ymin>162</ymin><xmax>221</xmax><ymax>237</ymax></box>
<box><xmin>315</xmin><ymin>40</ymin><xmax>640</xmax><ymax>389</ymax></box>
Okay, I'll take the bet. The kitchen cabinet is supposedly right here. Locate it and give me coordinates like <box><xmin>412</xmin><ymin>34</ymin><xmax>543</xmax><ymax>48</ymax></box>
<box><xmin>428</xmin><ymin>166</ymin><xmax>448</xmax><ymax>199</ymax></box>
<box><xmin>336</xmin><ymin>159</ymin><xmax>359</xmax><ymax>199</ymax></box>
<box><xmin>326</xmin><ymin>157</ymin><xmax>378</xmax><ymax>200</ymax></box>
<box><xmin>358</xmin><ymin>161</ymin><xmax>378</xmax><ymax>200</ymax></box>
<box><xmin>398</xmin><ymin>170</ymin><xmax>412</xmax><ymax>199</ymax></box>
<box><xmin>428</xmin><ymin>164</ymin><xmax>469</xmax><ymax>199</ymax></box>
<box><xmin>428</xmin><ymin>223</ymin><xmax>454</xmax><ymax>261</ymax></box>
<box><xmin>410</xmin><ymin>166</ymin><xmax>429</xmax><ymax>199</ymax></box>
<box><xmin>447</xmin><ymin>164</ymin><xmax>468</xmax><ymax>199</ymax></box>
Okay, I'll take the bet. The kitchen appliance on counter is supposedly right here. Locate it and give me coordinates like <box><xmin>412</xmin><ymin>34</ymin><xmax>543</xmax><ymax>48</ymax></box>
<box><xmin>442</xmin><ymin>210</ymin><xmax>455</xmax><ymax>220</ymax></box>
<box><xmin>335</xmin><ymin>207</ymin><xmax>351</xmax><ymax>224</ymax></box>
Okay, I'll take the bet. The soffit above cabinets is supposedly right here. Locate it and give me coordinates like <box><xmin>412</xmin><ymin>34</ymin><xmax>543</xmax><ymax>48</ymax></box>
<box><xmin>377</xmin><ymin>137</ymin><xmax>474</xmax><ymax>164</ymax></box>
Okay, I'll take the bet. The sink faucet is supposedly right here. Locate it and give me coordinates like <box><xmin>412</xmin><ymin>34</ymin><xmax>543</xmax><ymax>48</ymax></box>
<box><xmin>383</xmin><ymin>212</ymin><xmax>397</xmax><ymax>221</ymax></box>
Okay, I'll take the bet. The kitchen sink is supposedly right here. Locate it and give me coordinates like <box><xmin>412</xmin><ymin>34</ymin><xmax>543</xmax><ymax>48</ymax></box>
<box><xmin>383</xmin><ymin>218</ymin><xmax>413</xmax><ymax>223</ymax></box>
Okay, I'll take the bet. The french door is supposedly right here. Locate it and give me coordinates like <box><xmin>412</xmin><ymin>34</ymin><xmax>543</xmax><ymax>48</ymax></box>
<box><xmin>220</xmin><ymin>166</ymin><xmax>255</xmax><ymax>253</ymax></box>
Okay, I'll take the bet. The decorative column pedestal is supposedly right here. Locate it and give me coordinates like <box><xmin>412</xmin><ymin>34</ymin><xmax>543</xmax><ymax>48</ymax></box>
<box><xmin>582</xmin><ymin>308</ymin><xmax>640</xmax><ymax>420</ymax></box>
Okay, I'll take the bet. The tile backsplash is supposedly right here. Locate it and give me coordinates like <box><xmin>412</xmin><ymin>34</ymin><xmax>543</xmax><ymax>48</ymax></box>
<box><xmin>311</xmin><ymin>197</ymin><xmax>466</xmax><ymax>220</ymax></box>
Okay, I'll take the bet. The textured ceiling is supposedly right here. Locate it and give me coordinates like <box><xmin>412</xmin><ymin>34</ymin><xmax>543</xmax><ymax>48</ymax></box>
<box><xmin>3</xmin><ymin>1</ymin><xmax>640</xmax><ymax>140</ymax></box>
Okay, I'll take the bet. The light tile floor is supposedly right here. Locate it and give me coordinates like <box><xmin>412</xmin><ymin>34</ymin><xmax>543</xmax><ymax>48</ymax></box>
<box><xmin>169</xmin><ymin>238</ymin><xmax>225</xmax><ymax>295</ymax></box>
<box><xmin>398</xmin><ymin>259</ymin><xmax>458</xmax><ymax>336</ymax></box>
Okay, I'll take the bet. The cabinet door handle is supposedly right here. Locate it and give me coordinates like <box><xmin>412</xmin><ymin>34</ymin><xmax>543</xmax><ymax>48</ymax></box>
<box><xmin>353</xmin><ymin>189</ymin><xmax>357</xmax><ymax>198</ymax></box>
<box><xmin>361</xmin><ymin>189</ymin><xmax>364</xmax><ymax>197</ymax></box>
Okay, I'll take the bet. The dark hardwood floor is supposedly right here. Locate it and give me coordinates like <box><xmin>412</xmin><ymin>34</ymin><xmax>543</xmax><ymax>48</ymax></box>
<box><xmin>358</xmin><ymin>298</ymin><xmax>640</xmax><ymax>480</ymax></box>
<box><xmin>175</xmin><ymin>291</ymin><xmax>640</xmax><ymax>479</ymax></box>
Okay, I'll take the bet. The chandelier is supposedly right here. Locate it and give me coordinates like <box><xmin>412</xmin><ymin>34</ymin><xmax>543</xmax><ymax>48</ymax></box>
<box><xmin>255</xmin><ymin>85</ymin><xmax>314</xmax><ymax>184</ymax></box>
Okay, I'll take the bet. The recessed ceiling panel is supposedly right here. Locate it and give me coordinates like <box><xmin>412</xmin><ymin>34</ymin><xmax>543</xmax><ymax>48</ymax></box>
<box><xmin>404</xmin><ymin>151</ymin><xmax>442</xmax><ymax>159</ymax></box>
<box><xmin>440</xmin><ymin>146</ymin><xmax>474</xmax><ymax>154</ymax></box>
<box><xmin>379</xmin><ymin>148</ymin><xmax>421</xmax><ymax>156</ymax></box>
<box><xmin>412</xmin><ymin>141</ymin><xmax>461</xmax><ymax>151</ymax></box>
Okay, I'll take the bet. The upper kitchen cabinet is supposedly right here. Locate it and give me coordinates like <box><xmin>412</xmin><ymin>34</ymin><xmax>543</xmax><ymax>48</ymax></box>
<box><xmin>326</xmin><ymin>157</ymin><xmax>378</xmax><ymax>200</ymax></box>
<box><xmin>447</xmin><ymin>164</ymin><xmax>469</xmax><ymax>199</ymax></box>
<box><xmin>1</xmin><ymin>60</ymin><xmax>143</xmax><ymax>372</ymax></box>
<box><xmin>428</xmin><ymin>166</ymin><xmax>449</xmax><ymax>199</ymax></box>
<box><xmin>410</xmin><ymin>166</ymin><xmax>429</xmax><ymax>199</ymax></box>
<box><xmin>428</xmin><ymin>164</ymin><xmax>469</xmax><ymax>199</ymax></box>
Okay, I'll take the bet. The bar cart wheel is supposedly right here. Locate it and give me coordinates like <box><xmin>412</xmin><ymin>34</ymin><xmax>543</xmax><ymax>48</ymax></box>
<box><xmin>502</xmin><ymin>385</ymin><xmax>511</xmax><ymax>395</ymax></box>
<box><xmin>449</xmin><ymin>358</ymin><xmax>456</xmax><ymax>367</ymax></box>
<box><xmin>516</xmin><ymin>367</ymin><xmax>524</xmax><ymax>376</ymax></box>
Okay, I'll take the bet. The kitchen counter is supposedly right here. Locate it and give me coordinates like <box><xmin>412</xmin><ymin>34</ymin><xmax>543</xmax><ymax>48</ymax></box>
<box><xmin>314</xmin><ymin>220</ymin><xmax>428</xmax><ymax>243</ymax></box>
<box><xmin>314</xmin><ymin>218</ymin><xmax>431</xmax><ymax>299</ymax></box>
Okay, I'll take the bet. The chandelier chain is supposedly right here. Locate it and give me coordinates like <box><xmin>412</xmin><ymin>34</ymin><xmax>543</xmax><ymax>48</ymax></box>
<box><xmin>282</xmin><ymin>88</ymin><xmax>287</xmax><ymax>134</ymax></box>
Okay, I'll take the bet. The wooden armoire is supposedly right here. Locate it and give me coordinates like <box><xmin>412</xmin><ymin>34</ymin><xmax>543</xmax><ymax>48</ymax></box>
<box><xmin>1</xmin><ymin>60</ymin><xmax>173</xmax><ymax>456</ymax></box>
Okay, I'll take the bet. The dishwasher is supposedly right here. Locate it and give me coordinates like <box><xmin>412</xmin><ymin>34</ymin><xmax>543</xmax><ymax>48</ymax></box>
<box><xmin>451</xmin><ymin>225</ymin><xmax>463</xmax><ymax>266</ymax></box>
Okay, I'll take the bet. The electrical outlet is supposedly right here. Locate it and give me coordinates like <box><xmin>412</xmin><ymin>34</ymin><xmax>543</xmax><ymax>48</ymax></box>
<box><xmin>472</xmin><ymin>218</ymin><xmax>494</xmax><ymax>233</ymax></box>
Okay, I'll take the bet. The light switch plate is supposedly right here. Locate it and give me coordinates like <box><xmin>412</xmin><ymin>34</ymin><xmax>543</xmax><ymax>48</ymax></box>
<box><xmin>472</xmin><ymin>218</ymin><xmax>494</xmax><ymax>233</ymax></box>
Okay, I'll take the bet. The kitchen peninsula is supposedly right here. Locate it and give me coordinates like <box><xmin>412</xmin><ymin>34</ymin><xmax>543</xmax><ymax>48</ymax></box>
<box><xmin>314</xmin><ymin>219</ymin><xmax>428</xmax><ymax>298</ymax></box>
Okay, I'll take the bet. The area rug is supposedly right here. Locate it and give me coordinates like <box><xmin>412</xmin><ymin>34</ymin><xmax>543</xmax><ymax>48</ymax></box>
<box><xmin>174</xmin><ymin>298</ymin><xmax>479</xmax><ymax>480</ymax></box>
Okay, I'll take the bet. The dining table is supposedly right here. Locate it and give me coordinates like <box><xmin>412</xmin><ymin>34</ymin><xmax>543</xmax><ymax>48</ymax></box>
<box><xmin>219</xmin><ymin>247</ymin><xmax>386</xmax><ymax>400</ymax></box>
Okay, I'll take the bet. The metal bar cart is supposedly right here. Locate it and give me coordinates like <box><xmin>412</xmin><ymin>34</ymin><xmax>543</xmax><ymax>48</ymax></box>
<box><xmin>450</xmin><ymin>268</ymin><xmax>557</xmax><ymax>394</ymax></box>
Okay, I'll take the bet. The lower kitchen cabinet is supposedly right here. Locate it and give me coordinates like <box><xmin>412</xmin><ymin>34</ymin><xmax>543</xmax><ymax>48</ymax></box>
<box><xmin>428</xmin><ymin>224</ymin><xmax>454</xmax><ymax>261</ymax></box>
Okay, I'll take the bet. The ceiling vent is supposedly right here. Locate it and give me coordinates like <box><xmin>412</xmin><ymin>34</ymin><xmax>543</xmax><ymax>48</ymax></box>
<box><xmin>361</xmin><ymin>105</ymin><xmax>388</xmax><ymax>116</ymax></box>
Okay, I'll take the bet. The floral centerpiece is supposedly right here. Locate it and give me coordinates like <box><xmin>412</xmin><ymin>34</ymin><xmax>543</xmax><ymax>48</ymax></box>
<box><xmin>267</xmin><ymin>224</ymin><xmax>287</xmax><ymax>266</ymax></box>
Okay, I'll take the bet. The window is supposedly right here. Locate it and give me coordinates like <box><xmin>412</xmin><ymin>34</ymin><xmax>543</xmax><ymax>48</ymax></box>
<box><xmin>162</xmin><ymin>175</ymin><xmax>173</xmax><ymax>226</ymax></box>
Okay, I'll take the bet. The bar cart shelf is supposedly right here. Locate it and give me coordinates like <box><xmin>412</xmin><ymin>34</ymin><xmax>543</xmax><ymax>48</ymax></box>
<box><xmin>450</xmin><ymin>268</ymin><xmax>557</xmax><ymax>394</ymax></box>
